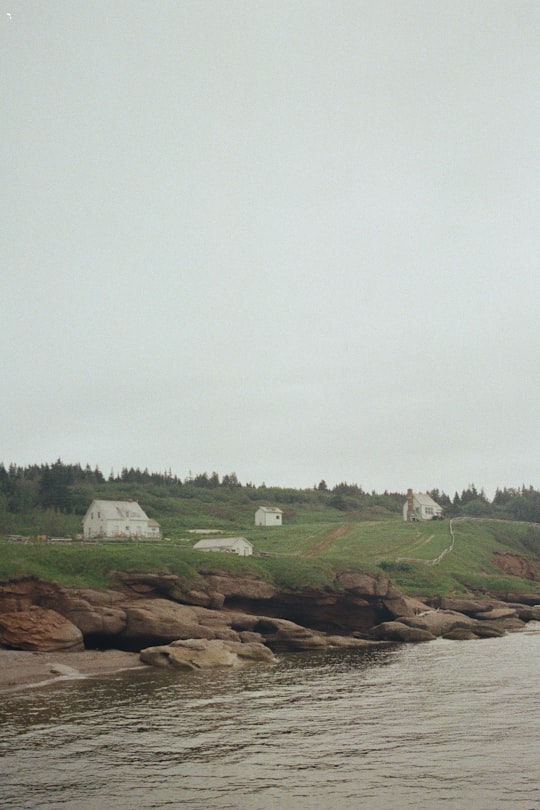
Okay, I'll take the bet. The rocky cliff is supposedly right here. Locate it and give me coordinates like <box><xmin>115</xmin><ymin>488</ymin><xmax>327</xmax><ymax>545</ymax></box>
<box><xmin>0</xmin><ymin>570</ymin><xmax>538</xmax><ymax>655</ymax></box>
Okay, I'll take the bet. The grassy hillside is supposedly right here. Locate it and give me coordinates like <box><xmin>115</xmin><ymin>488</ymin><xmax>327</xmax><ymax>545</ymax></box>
<box><xmin>1</xmin><ymin>518</ymin><xmax>539</xmax><ymax>599</ymax></box>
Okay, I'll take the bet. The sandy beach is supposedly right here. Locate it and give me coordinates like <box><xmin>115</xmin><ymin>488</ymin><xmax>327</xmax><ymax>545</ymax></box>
<box><xmin>0</xmin><ymin>648</ymin><xmax>145</xmax><ymax>692</ymax></box>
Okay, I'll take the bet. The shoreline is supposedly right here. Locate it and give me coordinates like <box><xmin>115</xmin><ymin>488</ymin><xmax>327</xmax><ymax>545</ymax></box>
<box><xmin>0</xmin><ymin>648</ymin><xmax>145</xmax><ymax>693</ymax></box>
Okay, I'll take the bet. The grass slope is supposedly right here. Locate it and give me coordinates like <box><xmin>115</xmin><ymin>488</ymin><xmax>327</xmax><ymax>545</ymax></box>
<box><xmin>1</xmin><ymin>518</ymin><xmax>539</xmax><ymax>598</ymax></box>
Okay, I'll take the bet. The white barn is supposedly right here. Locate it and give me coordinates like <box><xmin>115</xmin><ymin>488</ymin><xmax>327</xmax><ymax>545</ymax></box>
<box><xmin>193</xmin><ymin>536</ymin><xmax>253</xmax><ymax>556</ymax></box>
<box><xmin>83</xmin><ymin>500</ymin><xmax>162</xmax><ymax>540</ymax></box>
<box><xmin>255</xmin><ymin>506</ymin><xmax>283</xmax><ymax>526</ymax></box>
<box><xmin>403</xmin><ymin>490</ymin><xmax>443</xmax><ymax>522</ymax></box>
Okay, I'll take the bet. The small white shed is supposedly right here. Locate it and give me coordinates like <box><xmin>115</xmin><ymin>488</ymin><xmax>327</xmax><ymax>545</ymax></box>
<box><xmin>193</xmin><ymin>536</ymin><xmax>254</xmax><ymax>556</ymax></box>
<box><xmin>403</xmin><ymin>490</ymin><xmax>443</xmax><ymax>522</ymax></box>
<box><xmin>255</xmin><ymin>506</ymin><xmax>283</xmax><ymax>526</ymax></box>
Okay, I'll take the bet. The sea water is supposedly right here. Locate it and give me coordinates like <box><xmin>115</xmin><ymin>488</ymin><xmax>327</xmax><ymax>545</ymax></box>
<box><xmin>1</xmin><ymin>625</ymin><xmax>539</xmax><ymax>810</ymax></box>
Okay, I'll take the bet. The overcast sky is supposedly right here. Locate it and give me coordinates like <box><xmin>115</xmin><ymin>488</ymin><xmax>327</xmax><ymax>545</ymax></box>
<box><xmin>1</xmin><ymin>1</ymin><xmax>539</xmax><ymax>496</ymax></box>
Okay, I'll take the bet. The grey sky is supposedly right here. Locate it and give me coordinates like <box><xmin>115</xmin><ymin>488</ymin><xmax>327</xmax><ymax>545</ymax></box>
<box><xmin>1</xmin><ymin>1</ymin><xmax>538</xmax><ymax>496</ymax></box>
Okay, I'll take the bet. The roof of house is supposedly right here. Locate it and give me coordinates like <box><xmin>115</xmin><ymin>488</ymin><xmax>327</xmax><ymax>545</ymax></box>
<box><xmin>85</xmin><ymin>500</ymin><xmax>150</xmax><ymax>521</ymax></box>
<box><xmin>256</xmin><ymin>506</ymin><xmax>283</xmax><ymax>514</ymax></box>
<box><xmin>193</xmin><ymin>536</ymin><xmax>253</xmax><ymax>550</ymax></box>
<box><xmin>411</xmin><ymin>493</ymin><xmax>442</xmax><ymax>509</ymax></box>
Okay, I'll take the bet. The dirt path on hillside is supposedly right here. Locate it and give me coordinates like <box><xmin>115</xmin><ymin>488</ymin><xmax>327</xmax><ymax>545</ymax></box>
<box><xmin>301</xmin><ymin>524</ymin><xmax>349</xmax><ymax>558</ymax></box>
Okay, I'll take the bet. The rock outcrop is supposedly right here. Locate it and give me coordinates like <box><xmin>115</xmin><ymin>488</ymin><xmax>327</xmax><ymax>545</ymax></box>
<box><xmin>0</xmin><ymin>572</ymin><xmax>538</xmax><ymax>655</ymax></box>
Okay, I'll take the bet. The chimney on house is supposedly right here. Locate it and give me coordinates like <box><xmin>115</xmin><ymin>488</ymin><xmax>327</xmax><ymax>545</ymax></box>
<box><xmin>406</xmin><ymin>488</ymin><xmax>414</xmax><ymax>521</ymax></box>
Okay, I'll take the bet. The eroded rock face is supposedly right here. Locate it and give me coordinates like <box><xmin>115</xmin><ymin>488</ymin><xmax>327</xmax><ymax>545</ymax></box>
<box><xmin>201</xmin><ymin>573</ymin><xmax>277</xmax><ymax>601</ymax></box>
<box><xmin>0</xmin><ymin>606</ymin><xmax>84</xmax><ymax>651</ymax></box>
<box><xmin>1</xmin><ymin>573</ymin><xmax>538</xmax><ymax>653</ymax></box>
<box><xmin>111</xmin><ymin>572</ymin><xmax>224</xmax><ymax>608</ymax></box>
<box><xmin>493</xmin><ymin>553</ymin><xmax>540</xmax><ymax>582</ymax></box>
<box><xmin>0</xmin><ymin>578</ymin><xmax>63</xmax><ymax>613</ymax></box>
<box><xmin>336</xmin><ymin>571</ymin><xmax>391</xmax><ymax>597</ymax></box>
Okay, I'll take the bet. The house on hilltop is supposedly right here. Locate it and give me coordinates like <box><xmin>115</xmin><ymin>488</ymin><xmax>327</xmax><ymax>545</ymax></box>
<box><xmin>83</xmin><ymin>500</ymin><xmax>162</xmax><ymax>540</ymax></box>
<box><xmin>255</xmin><ymin>506</ymin><xmax>283</xmax><ymax>526</ymax></box>
<box><xmin>403</xmin><ymin>489</ymin><xmax>443</xmax><ymax>522</ymax></box>
<box><xmin>193</xmin><ymin>536</ymin><xmax>253</xmax><ymax>556</ymax></box>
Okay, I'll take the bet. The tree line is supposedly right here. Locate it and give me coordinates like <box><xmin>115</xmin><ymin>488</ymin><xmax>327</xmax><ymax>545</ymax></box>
<box><xmin>0</xmin><ymin>460</ymin><xmax>539</xmax><ymax>524</ymax></box>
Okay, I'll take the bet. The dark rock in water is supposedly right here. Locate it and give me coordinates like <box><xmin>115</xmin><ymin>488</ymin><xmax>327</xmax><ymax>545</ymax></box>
<box><xmin>368</xmin><ymin>621</ymin><xmax>436</xmax><ymax>643</ymax></box>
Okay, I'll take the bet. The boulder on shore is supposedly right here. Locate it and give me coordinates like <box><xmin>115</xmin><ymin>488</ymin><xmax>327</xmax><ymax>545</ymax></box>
<box><xmin>0</xmin><ymin>606</ymin><xmax>84</xmax><ymax>652</ymax></box>
<box><xmin>140</xmin><ymin>638</ymin><xmax>277</xmax><ymax>670</ymax></box>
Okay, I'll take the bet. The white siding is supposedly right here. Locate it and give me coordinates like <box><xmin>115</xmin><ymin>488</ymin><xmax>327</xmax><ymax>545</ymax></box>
<box><xmin>83</xmin><ymin>500</ymin><xmax>161</xmax><ymax>540</ymax></box>
<box><xmin>193</xmin><ymin>537</ymin><xmax>253</xmax><ymax>556</ymax></box>
<box><xmin>403</xmin><ymin>493</ymin><xmax>443</xmax><ymax>522</ymax></box>
<box><xmin>255</xmin><ymin>507</ymin><xmax>283</xmax><ymax>526</ymax></box>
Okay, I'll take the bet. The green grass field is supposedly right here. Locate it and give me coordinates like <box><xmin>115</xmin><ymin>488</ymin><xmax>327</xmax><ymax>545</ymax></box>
<box><xmin>1</xmin><ymin>517</ymin><xmax>539</xmax><ymax>598</ymax></box>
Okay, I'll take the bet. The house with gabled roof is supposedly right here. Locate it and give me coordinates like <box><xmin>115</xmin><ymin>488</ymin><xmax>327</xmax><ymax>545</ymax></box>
<box><xmin>193</xmin><ymin>536</ymin><xmax>253</xmax><ymax>556</ymax></box>
<box><xmin>403</xmin><ymin>489</ymin><xmax>443</xmax><ymax>522</ymax></box>
<box><xmin>255</xmin><ymin>506</ymin><xmax>283</xmax><ymax>526</ymax></box>
<box><xmin>83</xmin><ymin>500</ymin><xmax>161</xmax><ymax>540</ymax></box>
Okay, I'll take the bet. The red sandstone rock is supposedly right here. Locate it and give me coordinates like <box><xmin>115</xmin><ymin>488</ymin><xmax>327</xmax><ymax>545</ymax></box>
<box><xmin>0</xmin><ymin>606</ymin><xmax>84</xmax><ymax>651</ymax></box>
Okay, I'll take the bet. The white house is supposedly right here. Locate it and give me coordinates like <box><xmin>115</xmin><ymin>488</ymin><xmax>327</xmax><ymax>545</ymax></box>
<box><xmin>193</xmin><ymin>536</ymin><xmax>253</xmax><ymax>556</ymax></box>
<box><xmin>255</xmin><ymin>506</ymin><xmax>283</xmax><ymax>526</ymax></box>
<box><xmin>403</xmin><ymin>489</ymin><xmax>443</xmax><ymax>522</ymax></box>
<box><xmin>83</xmin><ymin>500</ymin><xmax>162</xmax><ymax>540</ymax></box>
